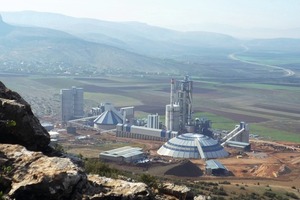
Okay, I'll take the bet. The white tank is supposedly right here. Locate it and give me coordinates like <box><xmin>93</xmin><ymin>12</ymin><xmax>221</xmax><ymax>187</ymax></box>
<box><xmin>165</xmin><ymin>104</ymin><xmax>180</xmax><ymax>131</ymax></box>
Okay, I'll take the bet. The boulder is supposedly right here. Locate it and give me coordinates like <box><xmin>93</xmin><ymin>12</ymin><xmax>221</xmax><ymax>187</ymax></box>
<box><xmin>159</xmin><ymin>183</ymin><xmax>191</xmax><ymax>200</ymax></box>
<box><xmin>0</xmin><ymin>144</ymin><xmax>153</xmax><ymax>200</ymax></box>
<box><xmin>86</xmin><ymin>174</ymin><xmax>151</xmax><ymax>199</ymax></box>
<box><xmin>0</xmin><ymin>144</ymin><xmax>87</xmax><ymax>200</ymax></box>
<box><xmin>0</xmin><ymin>81</ymin><xmax>50</xmax><ymax>151</ymax></box>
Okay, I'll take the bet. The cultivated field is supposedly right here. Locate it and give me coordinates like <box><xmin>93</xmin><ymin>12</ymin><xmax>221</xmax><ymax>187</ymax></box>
<box><xmin>1</xmin><ymin>73</ymin><xmax>300</xmax><ymax>142</ymax></box>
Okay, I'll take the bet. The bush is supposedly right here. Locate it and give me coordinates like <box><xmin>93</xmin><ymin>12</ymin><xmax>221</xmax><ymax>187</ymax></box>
<box><xmin>285</xmin><ymin>192</ymin><xmax>298</xmax><ymax>199</ymax></box>
<box><xmin>219</xmin><ymin>181</ymin><xmax>231</xmax><ymax>185</ymax></box>
<box><xmin>138</xmin><ymin>174</ymin><xmax>158</xmax><ymax>189</ymax></box>
<box><xmin>263</xmin><ymin>191</ymin><xmax>276</xmax><ymax>198</ymax></box>
<box><xmin>84</xmin><ymin>159</ymin><xmax>120</xmax><ymax>178</ymax></box>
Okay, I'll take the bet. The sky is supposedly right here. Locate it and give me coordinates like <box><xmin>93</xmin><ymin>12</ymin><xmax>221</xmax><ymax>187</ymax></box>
<box><xmin>0</xmin><ymin>0</ymin><xmax>299</xmax><ymax>31</ymax></box>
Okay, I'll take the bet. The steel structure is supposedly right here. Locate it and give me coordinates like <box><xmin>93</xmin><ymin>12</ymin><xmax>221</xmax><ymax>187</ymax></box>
<box><xmin>165</xmin><ymin>76</ymin><xmax>193</xmax><ymax>132</ymax></box>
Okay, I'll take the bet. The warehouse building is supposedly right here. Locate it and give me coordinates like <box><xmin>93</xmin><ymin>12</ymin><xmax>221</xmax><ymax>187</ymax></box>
<box><xmin>205</xmin><ymin>160</ymin><xmax>229</xmax><ymax>176</ymax></box>
<box><xmin>99</xmin><ymin>146</ymin><xmax>145</xmax><ymax>163</ymax></box>
<box><xmin>157</xmin><ymin>133</ymin><xmax>228</xmax><ymax>159</ymax></box>
<box><xmin>116</xmin><ymin>124</ymin><xmax>178</xmax><ymax>141</ymax></box>
<box><xmin>225</xmin><ymin>141</ymin><xmax>251</xmax><ymax>151</ymax></box>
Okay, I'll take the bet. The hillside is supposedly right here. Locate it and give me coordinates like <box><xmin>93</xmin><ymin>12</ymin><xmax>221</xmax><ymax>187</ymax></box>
<box><xmin>1</xmin><ymin>11</ymin><xmax>242</xmax><ymax>60</ymax></box>
<box><xmin>0</xmin><ymin>15</ymin><xmax>186</xmax><ymax>75</ymax></box>
<box><xmin>1</xmin><ymin>11</ymin><xmax>300</xmax><ymax>79</ymax></box>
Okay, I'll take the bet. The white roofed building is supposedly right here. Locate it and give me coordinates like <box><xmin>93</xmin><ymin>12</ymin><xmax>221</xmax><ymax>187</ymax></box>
<box><xmin>99</xmin><ymin>146</ymin><xmax>145</xmax><ymax>163</ymax></box>
<box><xmin>94</xmin><ymin>110</ymin><xmax>123</xmax><ymax>130</ymax></box>
<box><xmin>157</xmin><ymin>133</ymin><xmax>228</xmax><ymax>159</ymax></box>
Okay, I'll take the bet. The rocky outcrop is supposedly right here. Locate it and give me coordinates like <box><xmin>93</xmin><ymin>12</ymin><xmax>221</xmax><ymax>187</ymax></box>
<box><xmin>0</xmin><ymin>144</ymin><xmax>87</xmax><ymax>200</ymax></box>
<box><xmin>86</xmin><ymin>175</ymin><xmax>151</xmax><ymax>199</ymax></box>
<box><xmin>0</xmin><ymin>144</ymin><xmax>152</xmax><ymax>200</ymax></box>
<box><xmin>159</xmin><ymin>183</ymin><xmax>192</xmax><ymax>200</ymax></box>
<box><xmin>0</xmin><ymin>81</ymin><xmax>50</xmax><ymax>151</ymax></box>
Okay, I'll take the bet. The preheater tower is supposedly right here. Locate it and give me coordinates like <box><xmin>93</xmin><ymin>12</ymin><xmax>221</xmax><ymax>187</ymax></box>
<box><xmin>165</xmin><ymin>76</ymin><xmax>193</xmax><ymax>131</ymax></box>
<box><xmin>177</xmin><ymin>75</ymin><xmax>193</xmax><ymax>128</ymax></box>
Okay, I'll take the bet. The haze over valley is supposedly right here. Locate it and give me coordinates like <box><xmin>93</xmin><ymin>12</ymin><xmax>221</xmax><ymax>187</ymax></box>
<box><xmin>1</xmin><ymin>1</ymin><xmax>300</xmax><ymax>199</ymax></box>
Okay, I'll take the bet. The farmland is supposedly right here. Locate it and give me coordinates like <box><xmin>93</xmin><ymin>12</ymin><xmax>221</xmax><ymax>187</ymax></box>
<box><xmin>1</xmin><ymin>71</ymin><xmax>300</xmax><ymax>143</ymax></box>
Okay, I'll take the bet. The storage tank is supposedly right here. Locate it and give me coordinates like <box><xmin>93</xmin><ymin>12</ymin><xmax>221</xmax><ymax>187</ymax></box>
<box><xmin>165</xmin><ymin>104</ymin><xmax>180</xmax><ymax>131</ymax></box>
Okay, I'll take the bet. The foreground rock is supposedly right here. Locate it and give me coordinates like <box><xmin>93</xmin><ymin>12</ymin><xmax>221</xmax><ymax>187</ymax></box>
<box><xmin>0</xmin><ymin>144</ymin><xmax>87</xmax><ymax>199</ymax></box>
<box><xmin>160</xmin><ymin>183</ymin><xmax>192</xmax><ymax>200</ymax></box>
<box><xmin>86</xmin><ymin>175</ymin><xmax>151</xmax><ymax>199</ymax></box>
<box><xmin>0</xmin><ymin>144</ymin><xmax>152</xmax><ymax>200</ymax></box>
<box><xmin>0</xmin><ymin>81</ymin><xmax>50</xmax><ymax>151</ymax></box>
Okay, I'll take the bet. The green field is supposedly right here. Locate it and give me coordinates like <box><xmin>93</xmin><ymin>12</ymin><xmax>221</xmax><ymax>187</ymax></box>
<box><xmin>1</xmin><ymin>73</ymin><xmax>300</xmax><ymax>143</ymax></box>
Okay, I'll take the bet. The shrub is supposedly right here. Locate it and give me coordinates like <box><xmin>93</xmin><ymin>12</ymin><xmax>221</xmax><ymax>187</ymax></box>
<box><xmin>84</xmin><ymin>159</ymin><xmax>120</xmax><ymax>178</ymax></box>
<box><xmin>138</xmin><ymin>174</ymin><xmax>158</xmax><ymax>189</ymax></box>
<box><xmin>219</xmin><ymin>181</ymin><xmax>231</xmax><ymax>185</ymax></box>
<box><xmin>285</xmin><ymin>192</ymin><xmax>298</xmax><ymax>199</ymax></box>
<box><xmin>263</xmin><ymin>191</ymin><xmax>276</xmax><ymax>198</ymax></box>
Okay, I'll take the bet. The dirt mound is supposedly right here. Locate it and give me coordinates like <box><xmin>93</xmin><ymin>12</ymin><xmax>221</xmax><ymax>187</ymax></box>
<box><xmin>164</xmin><ymin>160</ymin><xmax>203</xmax><ymax>177</ymax></box>
<box><xmin>251</xmin><ymin>164</ymin><xmax>291</xmax><ymax>178</ymax></box>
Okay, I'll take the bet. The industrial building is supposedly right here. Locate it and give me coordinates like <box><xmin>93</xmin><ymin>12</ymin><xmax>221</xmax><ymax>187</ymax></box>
<box><xmin>116</xmin><ymin>124</ymin><xmax>178</xmax><ymax>141</ymax></box>
<box><xmin>42</xmin><ymin>122</ymin><xmax>54</xmax><ymax>131</ymax></box>
<box><xmin>157</xmin><ymin>133</ymin><xmax>229</xmax><ymax>159</ymax></box>
<box><xmin>61</xmin><ymin>86</ymin><xmax>84</xmax><ymax>122</ymax></box>
<box><xmin>147</xmin><ymin>113</ymin><xmax>160</xmax><ymax>129</ymax></box>
<box><xmin>205</xmin><ymin>160</ymin><xmax>229</xmax><ymax>176</ymax></box>
<box><xmin>99</xmin><ymin>146</ymin><xmax>145</xmax><ymax>163</ymax></box>
<box><xmin>225</xmin><ymin>141</ymin><xmax>251</xmax><ymax>151</ymax></box>
<box><xmin>221</xmin><ymin>122</ymin><xmax>250</xmax><ymax>146</ymax></box>
<box><xmin>94</xmin><ymin>110</ymin><xmax>123</xmax><ymax>130</ymax></box>
<box><xmin>120</xmin><ymin>106</ymin><xmax>135</xmax><ymax>124</ymax></box>
<box><xmin>165</xmin><ymin>76</ymin><xmax>193</xmax><ymax>132</ymax></box>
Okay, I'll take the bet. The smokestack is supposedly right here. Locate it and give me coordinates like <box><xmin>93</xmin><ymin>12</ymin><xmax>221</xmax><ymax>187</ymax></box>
<box><xmin>170</xmin><ymin>79</ymin><xmax>174</xmax><ymax>131</ymax></box>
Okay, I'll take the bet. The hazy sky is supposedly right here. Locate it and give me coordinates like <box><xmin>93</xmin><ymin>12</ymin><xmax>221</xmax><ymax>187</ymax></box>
<box><xmin>0</xmin><ymin>0</ymin><xmax>299</xmax><ymax>30</ymax></box>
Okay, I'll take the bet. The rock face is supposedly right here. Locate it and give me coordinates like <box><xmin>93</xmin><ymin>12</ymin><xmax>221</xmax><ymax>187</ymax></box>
<box><xmin>0</xmin><ymin>144</ymin><xmax>87</xmax><ymax>200</ymax></box>
<box><xmin>0</xmin><ymin>81</ymin><xmax>50</xmax><ymax>151</ymax></box>
<box><xmin>86</xmin><ymin>175</ymin><xmax>151</xmax><ymax>199</ymax></box>
<box><xmin>0</xmin><ymin>144</ymin><xmax>152</xmax><ymax>200</ymax></box>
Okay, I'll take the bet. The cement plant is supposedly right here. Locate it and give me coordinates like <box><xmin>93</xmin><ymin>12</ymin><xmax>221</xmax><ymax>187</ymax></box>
<box><xmin>42</xmin><ymin>75</ymin><xmax>300</xmax><ymax>187</ymax></box>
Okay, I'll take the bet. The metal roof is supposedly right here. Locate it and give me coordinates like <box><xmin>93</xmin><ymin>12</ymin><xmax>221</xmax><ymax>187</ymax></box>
<box><xmin>157</xmin><ymin>133</ymin><xmax>228</xmax><ymax>159</ymax></box>
<box><xmin>205</xmin><ymin>160</ymin><xmax>227</xmax><ymax>170</ymax></box>
<box><xmin>226</xmin><ymin>141</ymin><xmax>250</xmax><ymax>147</ymax></box>
<box><xmin>94</xmin><ymin>110</ymin><xmax>123</xmax><ymax>125</ymax></box>
<box><xmin>100</xmin><ymin>146</ymin><xmax>143</xmax><ymax>158</ymax></box>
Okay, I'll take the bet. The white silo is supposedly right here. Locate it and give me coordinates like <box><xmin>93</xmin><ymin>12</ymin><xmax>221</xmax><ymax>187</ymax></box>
<box><xmin>165</xmin><ymin>104</ymin><xmax>180</xmax><ymax>131</ymax></box>
<box><xmin>147</xmin><ymin>113</ymin><xmax>160</xmax><ymax>129</ymax></box>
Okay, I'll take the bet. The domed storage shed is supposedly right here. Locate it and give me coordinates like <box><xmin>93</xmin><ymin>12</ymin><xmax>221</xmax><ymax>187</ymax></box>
<box><xmin>94</xmin><ymin>110</ymin><xmax>123</xmax><ymax>130</ymax></box>
<box><xmin>157</xmin><ymin>133</ymin><xmax>228</xmax><ymax>159</ymax></box>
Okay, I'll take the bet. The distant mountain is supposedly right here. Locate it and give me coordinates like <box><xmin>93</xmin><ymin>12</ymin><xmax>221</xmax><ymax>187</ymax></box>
<box><xmin>0</xmin><ymin>14</ymin><xmax>13</xmax><ymax>35</ymax></box>
<box><xmin>1</xmin><ymin>11</ymin><xmax>242</xmax><ymax>60</ymax></box>
<box><xmin>246</xmin><ymin>38</ymin><xmax>300</xmax><ymax>53</ymax></box>
<box><xmin>1</xmin><ymin>11</ymin><xmax>299</xmax><ymax>78</ymax></box>
<box><xmin>169</xmin><ymin>23</ymin><xmax>300</xmax><ymax>39</ymax></box>
<box><xmin>0</xmin><ymin>16</ymin><xmax>186</xmax><ymax>75</ymax></box>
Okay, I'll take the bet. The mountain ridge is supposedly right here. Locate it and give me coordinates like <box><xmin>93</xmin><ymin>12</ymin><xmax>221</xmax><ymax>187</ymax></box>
<box><xmin>0</xmin><ymin>15</ymin><xmax>187</xmax><ymax>75</ymax></box>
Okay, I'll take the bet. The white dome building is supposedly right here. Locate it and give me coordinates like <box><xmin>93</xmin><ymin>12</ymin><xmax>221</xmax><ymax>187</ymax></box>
<box><xmin>157</xmin><ymin>133</ymin><xmax>228</xmax><ymax>159</ymax></box>
<box><xmin>94</xmin><ymin>110</ymin><xmax>123</xmax><ymax>130</ymax></box>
